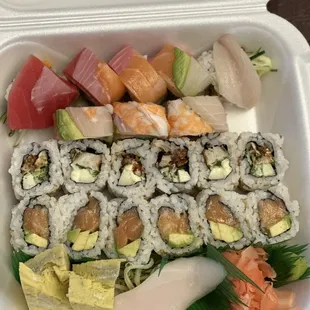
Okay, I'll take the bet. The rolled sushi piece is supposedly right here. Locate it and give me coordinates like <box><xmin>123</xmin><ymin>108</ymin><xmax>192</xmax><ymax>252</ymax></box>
<box><xmin>150</xmin><ymin>138</ymin><xmax>199</xmax><ymax>194</ymax></box>
<box><xmin>150</xmin><ymin>44</ymin><xmax>212</xmax><ymax>97</ymax></box>
<box><xmin>197</xmin><ymin>133</ymin><xmax>239</xmax><ymax>190</ymax></box>
<box><xmin>246</xmin><ymin>184</ymin><xmax>299</xmax><ymax>244</ymax></box>
<box><xmin>57</xmin><ymin>191</ymin><xmax>109</xmax><ymax>260</ymax></box>
<box><xmin>108</xmin><ymin>46</ymin><xmax>167</xmax><ymax>103</ymax></box>
<box><xmin>9</xmin><ymin>140</ymin><xmax>63</xmax><ymax>200</ymax></box>
<box><xmin>10</xmin><ymin>195</ymin><xmax>58</xmax><ymax>256</ymax></box>
<box><xmin>149</xmin><ymin>194</ymin><xmax>203</xmax><ymax>256</ymax></box>
<box><xmin>63</xmin><ymin>48</ymin><xmax>126</xmax><ymax>106</ymax></box>
<box><xmin>108</xmin><ymin>139</ymin><xmax>156</xmax><ymax>198</ymax></box>
<box><xmin>237</xmin><ymin>132</ymin><xmax>289</xmax><ymax>191</ymax></box>
<box><xmin>60</xmin><ymin>139</ymin><xmax>111</xmax><ymax>194</ymax></box>
<box><xmin>113</xmin><ymin>101</ymin><xmax>170</xmax><ymax>138</ymax></box>
<box><xmin>55</xmin><ymin>106</ymin><xmax>113</xmax><ymax>141</ymax></box>
<box><xmin>105</xmin><ymin>197</ymin><xmax>153</xmax><ymax>263</ymax></box>
<box><xmin>197</xmin><ymin>189</ymin><xmax>251</xmax><ymax>249</ymax></box>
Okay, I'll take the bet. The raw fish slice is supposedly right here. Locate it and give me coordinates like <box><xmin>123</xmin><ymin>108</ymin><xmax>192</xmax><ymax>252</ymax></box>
<box><xmin>63</xmin><ymin>48</ymin><xmax>125</xmax><ymax>106</ymax></box>
<box><xmin>213</xmin><ymin>34</ymin><xmax>261</xmax><ymax>109</ymax></box>
<box><xmin>167</xmin><ymin>99</ymin><xmax>213</xmax><ymax>137</ymax></box>
<box><xmin>183</xmin><ymin>96</ymin><xmax>228</xmax><ymax>132</ymax></box>
<box><xmin>8</xmin><ymin>55</ymin><xmax>79</xmax><ymax>130</ymax></box>
<box><xmin>113</xmin><ymin>101</ymin><xmax>169</xmax><ymax>138</ymax></box>
<box><xmin>109</xmin><ymin>46</ymin><xmax>167</xmax><ymax>103</ymax></box>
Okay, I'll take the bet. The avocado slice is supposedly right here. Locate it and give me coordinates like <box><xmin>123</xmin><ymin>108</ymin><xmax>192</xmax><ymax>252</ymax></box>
<box><xmin>287</xmin><ymin>253</ymin><xmax>308</xmax><ymax>281</ymax></box>
<box><xmin>262</xmin><ymin>163</ymin><xmax>276</xmax><ymax>177</ymax></box>
<box><xmin>178</xmin><ymin>169</ymin><xmax>191</xmax><ymax>183</ymax></box>
<box><xmin>22</xmin><ymin>173</ymin><xmax>37</xmax><ymax>190</ymax></box>
<box><xmin>173</xmin><ymin>47</ymin><xmax>191</xmax><ymax>91</ymax></box>
<box><xmin>118</xmin><ymin>164</ymin><xmax>142</xmax><ymax>186</ymax></box>
<box><xmin>84</xmin><ymin>231</ymin><xmax>99</xmax><ymax>250</ymax></box>
<box><xmin>56</xmin><ymin>109</ymin><xmax>84</xmax><ymax>141</ymax></box>
<box><xmin>72</xmin><ymin>230</ymin><xmax>90</xmax><ymax>252</ymax></box>
<box><xmin>168</xmin><ymin>233</ymin><xmax>195</xmax><ymax>248</ymax></box>
<box><xmin>117</xmin><ymin>238</ymin><xmax>141</xmax><ymax>258</ymax></box>
<box><xmin>71</xmin><ymin>166</ymin><xmax>98</xmax><ymax>183</ymax></box>
<box><xmin>209</xmin><ymin>221</ymin><xmax>243</xmax><ymax>243</ymax></box>
<box><xmin>67</xmin><ymin>229</ymin><xmax>81</xmax><ymax>243</ymax></box>
<box><xmin>268</xmin><ymin>215</ymin><xmax>291</xmax><ymax>237</ymax></box>
<box><xmin>24</xmin><ymin>233</ymin><xmax>48</xmax><ymax>248</ymax></box>
<box><xmin>209</xmin><ymin>158</ymin><xmax>232</xmax><ymax>180</ymax></box>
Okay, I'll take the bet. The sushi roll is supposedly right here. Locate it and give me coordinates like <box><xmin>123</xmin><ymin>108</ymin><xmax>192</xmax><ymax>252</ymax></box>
<box><xmin>57</xmin><ymin>191</ymin><xmax>109</xmax><ymax>260</ymax></box>
<box><xmin>197</xmin><ymin>133</ymin><xmax>239</xmax><ymax>190</ymax></box>
<box><xmin>113</xmin><ymin>101</ymin><xmax>170</xmax><ymax>138</ymax></box>
<box><xmin>246</xmin><ymin>184</ymin><xmax>299</xmax><ymax>244</ymax></box>
<box><xmin>105</xmin><ymin>197</ymin><xmax>153</xmax><ymax>263</ymax></box>
<box><xmin>60</xmin><ymin>139</ymin><xmax>111</xmax><ymax>194</ymax></box>
<box><xmin>150</xmin><ymin>138</ymin><xmax>199</xmax><ymax>194</ymax></box>
<box><xmin>197</xmin><ymin>189</ymin><xmax>251</xmax><ymax>249</ymax></box>
<box><xmin>108</xmin><ymin>46</ymin><xmax>167</xmax><ymax>103</ymax></box>
<box><xmin>237</xmin><ymin>132</ymin><xmax>289</xmax><ymax>191</ymax></box>
<box><xmin>149</xmin><ymin>194</ymin><xmax>203</xmax><ymax>256</ymax></box>
<box><xmin>10</xmin><ymin>195</ymin><xmax>58</xmax><ymax>256</ymax></box>
<box><xmin>108</xmin><ymin>139</ymin><xmax>156</xmax><ymax>198</ymax></box>
<box><xmin>9</xmin><ymin>140</ymin><xmax>63</xmax><ymax>200</ymax></box>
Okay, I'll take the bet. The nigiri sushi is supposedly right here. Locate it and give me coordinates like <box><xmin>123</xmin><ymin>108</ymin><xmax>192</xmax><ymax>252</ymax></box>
<box><xmin>63</xmin><ymin>48</ymin><xmax>126</xmax><ymax>106</ymax></box>
<box><xmin>108</xmin><ymin>46</ymin><xmax>167</xmax><ymax>103</ymax></box>
<box><xmin>113</xmin><ymin>101</ymin><xmax>169</xmax><ymax>138</ymax></box>
<box><xmin>150</xmin><ymin>44</ymin><xmax>212</xmax><ymax>97</ymax></box>
<box><xmin>8</xmin><ymin>55</ymin><xmax>79</xmax><ymax>130</ymax></box>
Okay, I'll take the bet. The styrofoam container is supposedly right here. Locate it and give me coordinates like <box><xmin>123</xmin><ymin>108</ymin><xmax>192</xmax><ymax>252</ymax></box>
<box><xmin>1</xmin><ymin>0</ymin><xmax>310</xmax><ymax>309</ymax></box>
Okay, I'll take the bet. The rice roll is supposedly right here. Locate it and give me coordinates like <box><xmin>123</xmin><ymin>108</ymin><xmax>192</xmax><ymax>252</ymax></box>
<box><xmin>10</xmin><ymin>195</ymin><xmax>58</xmax><ymax>256</ymax></box>
<box><xmin>60</xmin><ymin>139</ymin><xmax>111</xmax><ymax>194</ymax></box>
<box><xmin>237</xmin><ymin>132</ymin><xmax>289</xmax><ymax>190</ymax></box>
<box><xmin>198</xmin><ymin>133</ymin><xmax>239</xmax><ymax>190</ymax></box>
<box><xmin>149</xmin><ymin>194</ymin><xmax>202</xmax><ymax>256</ymax></box>
<box><xmin>9</xmin><ymin>140</ymin><xmax>63</xmax><ymax>200</ymax></box>
<box><xmin>108</xmin><ymin>139</ymin><xmax>155</xmax><ymax>198</ymax></box>
<box><xmin>106</xmin><ymin>197</ymin><xmax>152</xmax><ymax>263</ymax></box>
<box><xmin>57</xmin><ymin>191</ymin><xmax>109</xmax><ymax>260</ymax></box>
<box><xmin>246</xmin><ymin>184</ymin><xmax>299</xmax><ymax>244</ymax></box>
<box><xmin>150</xmin><ymin>138</ymin><xmax>199</xmax><ymax>194</ymax></box>
<box><xmin>197</xmin><ymin>189</ymin><xmax>251</xmax><ymax>249</ymax></box>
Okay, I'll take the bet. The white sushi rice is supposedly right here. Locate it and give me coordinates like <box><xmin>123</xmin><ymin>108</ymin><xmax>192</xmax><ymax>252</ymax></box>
<box><xmin>9</xmin><ymin>140</ymin><xmax>63</xmax><ymax>200</ymax></box>
<box><xmin>246</xmin><ymin>184</ymin><xmax>300</xmax><ymax>244</ymax></box>
<box><xmin>56</xmin><ymin>191</ymin><xmax>109</xmax><ymax>260</ymax></box>
<box><xmin>149</xmin><ymin>193</ymin><xmax>203</xmax><ymax>257</ymax></box>
<box><xmin>150</xmin><ymin>138</ymin><xmax>199</xmax><ymax>194</ymax></box>
<box><xmin>197</xmin><ymin>50</ymin><xmax>218</xmax><ymax>88</ymax></box>
<box><xmin>108</xmin><ymin>139</ymin><xmax>156</xmax><ymax>198</ymax></box>
<box><xmin>105</xmin><ymin>197</ymin><xmax>153</xmax><ymax>264</ymax></box>
<box><xmin>197</xmin><ymin>133</ymin><xmax>239</xmax><ymax>190</ymax></box>
<box><xmin>197</xmin><ymin>189</ymin><xmax>252</xmax><ymax>249</ymax></box>
<box><xmin>60</xmin><ymin>139</ymin><xmax>111</xmax><ymax>194</ymax></box>
<box><xmin>237</xmin><ymin>132</ymin><xmax>289</xmax><ymax>191</ymax></box>
<box><xmin>10</xmin><ymin>195</ymin><xmax>58</xmax><ymax>256</ymax></box>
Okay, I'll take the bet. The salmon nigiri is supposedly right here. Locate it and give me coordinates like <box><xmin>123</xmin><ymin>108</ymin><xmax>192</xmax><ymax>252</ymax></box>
<box><xmin>113</xmin><ymin>101</ymin><xmax>169</xmax><ymax>138</ymax></box>
<box><xmin>108</xmin><ymin>46</ymin><xmax>167</xmax><ymax>103</ymax></box>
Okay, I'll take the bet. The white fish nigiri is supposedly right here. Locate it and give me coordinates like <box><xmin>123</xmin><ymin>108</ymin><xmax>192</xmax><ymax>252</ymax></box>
<box><xmin>182</xmin><ymin>96</ymin><xmax>228</xmax><ymax>132</ymax></box>
<box><xmin>114</xmin><ymin>257</ymin><xmax>226</xmax><ymax>310</ymax></box>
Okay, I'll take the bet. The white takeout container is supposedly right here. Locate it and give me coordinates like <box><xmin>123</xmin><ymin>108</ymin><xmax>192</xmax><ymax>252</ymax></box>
<box><xmin>1</xmin><ymin>0</ymin><xmax>310</xmax><ymax>309</ymax></box>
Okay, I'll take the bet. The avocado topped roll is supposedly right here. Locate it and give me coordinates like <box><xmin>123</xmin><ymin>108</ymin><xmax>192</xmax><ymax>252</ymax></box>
<box><xmin>108</xmin><ymin>139</ymin><xmax>155</xmax><ymax>198</ymax></box>
<box><xmin>197</xmin><ymin>189</ymin><xmax>251</xmax><ymax>249</ymax></box>
<box><xmin>237</xmin><ymin>133</ymin><xmax>288</xmax><ymax>191</ymax></box>
<box><xmin>197</xmin><ymin>133</ymin><xmax>239</xmax><ymax>190</ymax></box>
<box><xmin>246</xmin><ymin>184</ymin><xmax>299</xmax><ymax>244</ymax></box>
<box><xmin>9</xmin><ymin>140</ymin><xmax>63</xmax><ymax>200</ymax></box>
<box><xmin>150</xmin><ymin>194</ymin><xmax>202</xmax><ymax>256</ymax></box>
<box><xmin>106</xmin><ymin>197</ymin><xmax>152</xmax><ymax>264</ymax></box>
<box><xmin>10</xmin><ymin>195</ymin><xmax>58</xmax><ymax>256</ymax></box>
<box><xmin>60</xmin><ymin>139</ymin><xmax>111</xmax><ymax>194</ymax></box>
<box><xmin>150</xmin><ymin>138</ymin><xmax>199</xmax><ymax>194</ymax></box>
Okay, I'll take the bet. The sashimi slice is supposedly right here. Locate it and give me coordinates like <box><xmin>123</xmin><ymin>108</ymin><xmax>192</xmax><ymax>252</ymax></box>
<box><xmin>113</xmin><ymin>101</ymin><xmax>169</xmax><ymax>138</ymax></box>
<box><xmin>8</xmin><ymin>55</ymin><xmax>79</xmax><ymax>130</ymax></box>
<box><xmin>182</xmin><ymin>96</ymin><xmax>228</xmax><ymax>132</ymax></box>
<box><xmin>63</xmin><ymin>48</ymin><xmax>125</xmax><ymax>106</ymax></box>
<box><xmin>167</xmin><ymin>99</ymin><xmax>213</xmax><ymax>137</ymax></box>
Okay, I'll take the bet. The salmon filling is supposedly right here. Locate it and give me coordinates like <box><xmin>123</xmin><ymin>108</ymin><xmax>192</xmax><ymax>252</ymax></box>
<box><xmin>23</xmin><ymin>206</ymin><xmax>49</xmax><ymax>240</ymax></box>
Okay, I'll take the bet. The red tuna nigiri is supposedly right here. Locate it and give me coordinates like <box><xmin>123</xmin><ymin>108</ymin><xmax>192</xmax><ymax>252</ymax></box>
<box><xmin>64</xmin><ymin>48</ymin><xmax>126</xmax><ymax>106</ymax></box>
<box><xmin>8</xmin><ymin>55</ymin><xmax>79</xmax><ymax>130</ymax></box>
